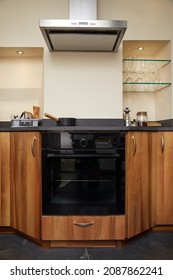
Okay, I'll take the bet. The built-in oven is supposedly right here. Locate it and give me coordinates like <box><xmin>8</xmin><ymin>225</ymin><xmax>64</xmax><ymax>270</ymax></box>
<box><xmin>42</xmin><ymin>131</ymin><xmax>125</xmax><ymax>216</ymax></box>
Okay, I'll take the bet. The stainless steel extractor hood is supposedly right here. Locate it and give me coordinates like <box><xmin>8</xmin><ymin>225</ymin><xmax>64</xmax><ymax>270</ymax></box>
<box><xmin>39</xmin><ymin>0</ymin><xmax>127</xmax><ymax>52</ymax></box>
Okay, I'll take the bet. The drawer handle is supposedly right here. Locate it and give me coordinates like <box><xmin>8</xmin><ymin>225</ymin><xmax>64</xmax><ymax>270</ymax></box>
<box><xmin>131</xmin><ymin>135</ymin><xmax>137</xmax><ymax>157</ymax></box>
<box><xmin>31</xmin><ymin>136</ymin><xmax>37</xmax><ymax>157</ymax></box>
<box><xmin>73</xmin><ymin>222</ymin><xmax>94</xmax><ymax>227</ymax></box>
<box><xmin>161</xmin><ymin>135</ymin><xmax>164</xmax><ymax>153</ymax></box>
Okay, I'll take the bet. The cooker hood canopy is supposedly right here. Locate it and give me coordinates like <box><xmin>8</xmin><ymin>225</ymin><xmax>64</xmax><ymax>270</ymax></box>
<box><xmin>39</xmin><ymin>0</ymin><xmax>127</xmax><ymax>52</ymax></box>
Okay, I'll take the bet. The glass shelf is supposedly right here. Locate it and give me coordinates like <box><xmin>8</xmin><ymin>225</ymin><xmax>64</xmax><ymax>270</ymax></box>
<box><xmin>123</xmin><ymin>82</ymin><xmax>171</xmax><ymax>92</ymax></box>
<box><xmin>123</xmin><ymin>59</ymin><xmax>171</xmax><ymax>73</ymax></box>
<box><xmin>123</xmin><ymin>58</ymin><xmax>171</xmax><ymax>92</ymax></box>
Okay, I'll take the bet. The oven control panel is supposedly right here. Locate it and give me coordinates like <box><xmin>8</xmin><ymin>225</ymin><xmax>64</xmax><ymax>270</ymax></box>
<box><xmin>42</xmin><ymin>131</ymin><xmax>125</xmax><ymax>151</ymax></box>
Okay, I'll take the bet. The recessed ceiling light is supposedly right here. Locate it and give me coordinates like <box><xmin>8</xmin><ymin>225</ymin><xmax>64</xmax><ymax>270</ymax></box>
<box><xmin>137</xmin><ymin>47</ymin><xmax>144</xmax><ymax>51</ymax></box>
<box><xmin>17</xmin><ymin>51</ymin><xmax>24</xmax><ymax>55</ymax></box>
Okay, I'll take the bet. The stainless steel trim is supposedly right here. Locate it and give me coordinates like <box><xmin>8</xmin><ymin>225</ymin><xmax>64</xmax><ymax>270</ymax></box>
<box><xmin>40</xmin><ymin>19</ymin><xmax>127</xmax><ymax>29</ymax></box>
<box><xmin>69</xmin><ymin>0</ymin><xmax>97</xmax><ymax>20</ymax></box>
<box><xmin>39</xmin><ymin>19</ymin><xmax>127</xmax><ymax>52</ymax></box>
<box><xmin>47</xmin><ymin>153</ymin><xmax>117</xmax><ymax>158</ymax></box>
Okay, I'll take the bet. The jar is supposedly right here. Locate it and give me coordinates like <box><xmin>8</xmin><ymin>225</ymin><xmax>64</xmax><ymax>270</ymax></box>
<box><xmin>131</xmin><ymin>119</ymin><xmax>138</xmax><ymax>126</ymax></box>
<box><xmin>136</xmin><ymin>112</ymin><xmax>148</xmax><ymax>127</ymax></box>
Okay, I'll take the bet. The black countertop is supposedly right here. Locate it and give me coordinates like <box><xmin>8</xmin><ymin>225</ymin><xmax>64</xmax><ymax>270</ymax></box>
<box><xmin>1</xmin><ymin>118</ymin><xmax>173</xmax><ymax>132</ymax></box>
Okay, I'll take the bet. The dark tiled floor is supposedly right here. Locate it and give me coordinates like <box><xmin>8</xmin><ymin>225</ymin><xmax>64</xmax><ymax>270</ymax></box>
<box><xmin>0</xmin><ymin>232</ymin><xmax>173</xmax><ymax>260</ymax></box>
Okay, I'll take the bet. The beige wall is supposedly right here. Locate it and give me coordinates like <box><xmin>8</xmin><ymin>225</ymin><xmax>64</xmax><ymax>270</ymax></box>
<box><xmin>0</xmin><ymin>57</ymin><xmax>43</xmax><ymax>120</ymax></box>
<box><xmin>0</xmin><ymin>0</ymin><xmax>173</xmax><ymax>119</ymax></box>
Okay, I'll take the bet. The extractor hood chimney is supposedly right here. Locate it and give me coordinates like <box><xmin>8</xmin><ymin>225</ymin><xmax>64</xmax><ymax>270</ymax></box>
<box><xmin>39</xmin><ymin>0</ymin><xmax>127</xmax><ymax>52</ymax></box>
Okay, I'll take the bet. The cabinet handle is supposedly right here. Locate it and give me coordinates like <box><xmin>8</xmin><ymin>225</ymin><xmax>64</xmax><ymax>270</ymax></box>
<box><xmin>161</xmin><ymin>135</ymin><xmax>164</xmax><ymax>153</ymax></box>
<box><xmin>73</xmin><ymin>222</ymin><xmax>94</xmax><ymax>227</ymax></box>
<box><xmin>131</xmin><ymin>135</ymin><xmax>137</xmax><ymax>157</ymax></box>
<box><xmin>31</xmin><ymin>136</ymin><xmax>37</xmax><ymax>157</ymax></box>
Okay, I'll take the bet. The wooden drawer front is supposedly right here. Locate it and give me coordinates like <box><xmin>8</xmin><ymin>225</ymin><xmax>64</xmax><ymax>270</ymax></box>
<box><xmin>42</xmin><ymin>216</ymin><xmax>125</xmax><ymax>241</ymax></box>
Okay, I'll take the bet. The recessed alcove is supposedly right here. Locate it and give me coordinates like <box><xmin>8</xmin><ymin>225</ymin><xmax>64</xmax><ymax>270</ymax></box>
<box><xmin>0</xmin><ymin>47</ymin><xmax>43</xmax><ymax>120</ymax></box>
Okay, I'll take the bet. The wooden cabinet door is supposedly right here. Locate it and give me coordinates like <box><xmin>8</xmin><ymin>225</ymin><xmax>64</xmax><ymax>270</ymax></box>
<box><xmin>126</xmin><ymin>132</ymin><xmax>151</xmax><ymax>238</ymax></box>
<box><xmin>0</xmin><ymin>132</ymin><xmax>10</xmax><ymax>226</ymax></box>
<box><xmin>10</xmin><ymin>132</ymin><xmax>41</xmax><ymax>239</ymax></box>
<box><xmin>42</xmin><ymin>215</ymin><xmax>125</xmax><ymax>241</ymax></box>
<box><xmin>156</xmin><ymin>132</ymin><xmax>173</xmax><ymax>224</ymax></box>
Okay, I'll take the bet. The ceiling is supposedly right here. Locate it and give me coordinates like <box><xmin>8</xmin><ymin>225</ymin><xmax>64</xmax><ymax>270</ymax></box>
<box><xmin>123</xmin><ymin>40</ymin><xmax>170</xmax><ymax>58</ymax></box>
<box><xmin>0</xmin><ymin>41</ymin><xmax>170</xmax><ymax>59</ymax></box>
<box><xmin>0</xmin><ymin>47</ymin><xmax>43</xmax><ymax>58</ymax></box>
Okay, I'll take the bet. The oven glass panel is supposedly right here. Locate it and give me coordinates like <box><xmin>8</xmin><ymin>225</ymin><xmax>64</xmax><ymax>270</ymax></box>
<box><xmin>42</xmin><ymin>132</ymin><xmax>125</xmax><ymax>216</ymax></box>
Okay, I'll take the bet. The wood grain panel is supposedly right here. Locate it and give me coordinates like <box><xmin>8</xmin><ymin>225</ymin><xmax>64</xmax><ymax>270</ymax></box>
<box><xmin>10</xmin><ymin>132</ymin><xmax>41</xmax><ymax>239</ymax></box>
<box><xmin>126</xmin><ymin>132</ymin><xmax>151</xmax><ymax>238</ymax></box>
<box><xmin>0</xmin><ymin>132</ymin><xmax>10</xmax><ymax>226</ymax></box>
<box><xmin>156</xmin><ymin>132</ymin><xmax>173</xmax><ymax>224</ymax></box>
<box><xmin>49</xmin><ymin>240</ymin><xmax>125</xmax><ymax>248</ymax></box>
<box><xmin>42</xmin><ymin>215</ymin><xmax>125</xmax><ymax>241</ymax></box>
<box><xmin>150</xmin><ymin>132</ymin><xmax>157</xmax><ymax>226</ymax></box>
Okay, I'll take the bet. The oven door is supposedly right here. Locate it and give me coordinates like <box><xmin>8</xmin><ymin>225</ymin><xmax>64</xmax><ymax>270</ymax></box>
<box><xmin>42</xmin><ymin>150</ymin><xmax>125</xmax><ymax>216</ymax></box>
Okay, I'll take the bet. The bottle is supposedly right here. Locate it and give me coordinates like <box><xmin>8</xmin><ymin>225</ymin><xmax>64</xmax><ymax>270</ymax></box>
<box><xmin>123</xmin><ymin>107</ymin><xmax>131</xmax><ymax>126</ymax></box>
<box><xmin>136</xmin><ymin>111</ymin><xmax>148</xmax><ymax>126</ymax></box>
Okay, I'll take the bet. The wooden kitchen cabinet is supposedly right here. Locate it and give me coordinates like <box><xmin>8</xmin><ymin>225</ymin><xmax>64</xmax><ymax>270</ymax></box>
<box><xmin>0</xmin><ymin>132</ymin><xmax>10</xmax><ymax>226</ymax></box>
<box><xmin>125</xmin><ymin>132</ymin><xmax>151</xmax><ymax>238</ymax></box>
<box><xmin>42</xmin><ymin>215</ymin><xmax>125</xmax><ymax>241</ymax></box>
<box><xmin>10</xmin><ymin>132</ymin><xmax>41</xmax><ymax>239</ymax></box>
<box><xmin>155</xmin><ymin>132</ymin><xmax>173</xmax><ymax>225</ymax></box>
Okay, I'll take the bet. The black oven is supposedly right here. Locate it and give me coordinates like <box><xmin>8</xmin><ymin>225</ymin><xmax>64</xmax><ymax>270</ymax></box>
<box><xmin>42</xmin><ymin>131</ymin><xmax>125</xmax><ymax>215</ymax></box>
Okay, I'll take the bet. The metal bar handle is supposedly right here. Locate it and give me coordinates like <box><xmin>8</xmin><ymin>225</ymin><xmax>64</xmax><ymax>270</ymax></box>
<box><xmin>47</xmin><ymin>154</ymin><xmax>116</xmax><ymax>159</ymax></box>
<box><xmin>73</xmin><ymin>222</ymin><xmax>95</xmax><ymax>228</ymax></box>
<box><xmin>31</xmin><ymin>136</ymin><xmax>37</xmax><ymax>157</ymax></box>
<box><xmin>131</xmin><ymin>135</ymin><xmax>137</xmax><ymax>157</ymax></box>
<box><xmin>161</xmin><ymin>135</ymin><xmax>164</xmax><ymax>153</ymax></box>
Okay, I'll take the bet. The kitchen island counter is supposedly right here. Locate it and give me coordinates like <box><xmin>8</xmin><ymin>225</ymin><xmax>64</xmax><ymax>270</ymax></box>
<box><xmin>1</xmin><ymin>121</ymin><xmax>173</xmax><ymax>248</ymax></box>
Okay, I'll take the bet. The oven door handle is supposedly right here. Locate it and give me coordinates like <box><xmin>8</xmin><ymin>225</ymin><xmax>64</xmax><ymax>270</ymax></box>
<box><xmin>47</xmin><ymin>153</ymin><xmax>118</xmax><ymax>158</ymax></box>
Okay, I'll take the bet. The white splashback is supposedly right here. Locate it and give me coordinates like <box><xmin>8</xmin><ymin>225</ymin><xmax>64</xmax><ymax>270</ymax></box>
<box><xmin>44</xmin><ymin>50</ymin><xmax>123</xmax><ymax>118</ymax></box>
<box><xmin>123</xmin><ymin>92</ymin><xmax>155</xmax><ymax>122</ymax></box>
